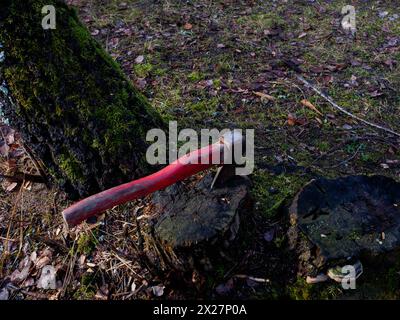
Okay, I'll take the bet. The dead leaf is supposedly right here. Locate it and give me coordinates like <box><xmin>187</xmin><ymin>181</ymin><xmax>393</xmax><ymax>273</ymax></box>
<box><xmin>0</xmin><ymin>142</ymin><xmax>9</xmax><ymax>157</ymax></box>
<box><xmin>42</xmin><ymin>248</ymin><xmax>53</xmax><ymax>258</ymax></box>
<box><xmin>78</xmin><ymin>254</ymin><xmax>86</xmax><ymax>266</ymax></box>
<box><xmin>287</xmin><ymin>113</ymin><xmax>297</xmax><ymax>126</ymax></box>
<box><xmin>306</xmin><ymin>274</ymin><xmax>329</xmax><ymax>284</ymax></box>
<box><xmin>6</xmin><ymin>159</ymin><xmax>17</xmax><ymax>172</ymax></box>
<box><xmin>315</xmin><ymin>117</ymin><xmax>323</xmax><ymax>125</ymax></box>
<box><xmin>263</xmin><ymin>229</ymin><xmax>275</xmax><ymax>242</ymax></box>
<box><xmin>30</xmin><ymin>251</ymin><xmax>37</xmax><ymax>263</ymax></box>
<box><xmin>369</xmin><ymin>90</ymin><xmax>384</xmax><ymax>97</ymax></box>
<box><xmin>36</xmin><ymin>256</ymin><xmax>51</xmax><ymax>269</ymax></box>
<box><xmin>183</xmin><ymin>23</ymin><xmax>192</xmax><ymax>30</ymax></box>
<box><xmin>298</xmin><ymin>32</ymin><xmax>307</xmax><ymax>38</ymax></box>
<box><xmin>37</xmin><ymin>265</ymin><xmax>56</xmax><ymax>290</ymax></box>
<box><xmin>321</xmin><ymin>75</ymin><xmax>333</xmax><ymax>85</ymax></box>
<box><xmin>118</xmin><ymin>2</ymin><xmax>128</xmax><ymax>9</ymax></box>
<box><xmin>253</xmin><ymin>91</ymin><xmax>275</xmax><ymax>101</ymax></box>
<box><xmin>342</xmin><ymin>124</ymin><xmax>353</xmax><ymax>130</ymax></box>
<box><xmin>6</xmin><ymin>182</ymin><xmax>19</xmax><ymax>192</ymax></box>
<box><xmin>135</xmin><ymin>78</ymin><xmax>147</xmax><ymax>89</ymax></box>
<box><xmin>95</xmin><ymin>285</ymin><xmax>109</xmax><ymax>300</ymax></box>
<box><xmin>287</xmin><ymin>113</ymin><xmax>307</xmax><ymax>126</ymax></box>
<box><xmin>10</xmin><ymin>258</ymin><xmax>32</xmax><ymax>284</ymax></box>
<box><xmin>215</xmin><ymin>278</ymin><xmax>234</xmax><ymax>295</ymax></box>
<box><xmin>22</xmin><ymin>277</ymin><xmax>35</xmax><ymax>288</ymax></box>
<box><xmin>0</xmin><ymin>288</ymin><xmax>9</xmax><ymax>301</ymax></box>
<box><xmin>134</xmin><ymin>55</ymin><xmax>144</xmax><ymax>64</ymax></box>
<box><xmin>301</xmin><ymin>99</ymin><xmax>323</xmax><ymax>116</ymax></box>
<box><xmin>151</xmin><ymin>285</ymin><xmax>165</xmax><ymax>297</ymax></box>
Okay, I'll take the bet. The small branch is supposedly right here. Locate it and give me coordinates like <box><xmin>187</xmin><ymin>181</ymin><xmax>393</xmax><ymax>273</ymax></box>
<box><xmin>329</xmin><ymin>145</ymin><xmax>362</xmax><ymax>169</ymax></box>
<box><xmin>234</xmin><ymin>274</ymin><xmax>270</xmax><ymax>283</ymax></box>
<box><xmin>0</xmin><ymin>172</ymin><xmax>46</xmax><ymax>184</ymax></box>
<box><xmin>21</xmin><ymin>144</ymin><xmax>51</xmax><ymax>188</ymax></box>
<box><xmin>296</xmin><ymin>75</ymin><xmax>400</xmax><ymax>138</ymax></box>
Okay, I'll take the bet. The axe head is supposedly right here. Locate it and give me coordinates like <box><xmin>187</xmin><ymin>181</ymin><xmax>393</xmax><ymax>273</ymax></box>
<box><xmin>210</xmin><ymin>131</ymin><xmax>247</xmax><ymax>189</ymax></box>
<box><xmin>210</xmin><ymin>164</ymin><xmax>238</xmax><ymax>189</ymax></box>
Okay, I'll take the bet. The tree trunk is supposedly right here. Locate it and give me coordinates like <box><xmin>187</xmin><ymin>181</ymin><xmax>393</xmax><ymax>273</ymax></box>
<box><xmin>0</xmin><ymin>0</ymin><xmax>164</xmax><ymax>199</ymax></box>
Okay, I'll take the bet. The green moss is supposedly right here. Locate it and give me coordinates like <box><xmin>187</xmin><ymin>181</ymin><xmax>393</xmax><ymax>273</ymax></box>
<box><xmin>77</xmin><ymin>232</ymin><xmax>98</xmax><ymax>255</ymax></box>
<box><xmin>385</xmin><ymin>267</ymin><xmax>400</xmax><ymax>293</ymax></box>
<box><xmin>187</xmin><ymin>71</ymin><xmax>204</xmax><ymax>82</ymax></box>
<box><xmin>252</xmin><ymin>170</ymin><xmax>309</xmax><ymax>219</ymax></box>
<box><xmin>153</xmin><ymin>67</ymin><xmax>167</xmax><ymax>76</ymax></box>
<box><xmin>288</xmin><ymin>278</ymin><xmax>312</xmax><ymax>300</ymax></box>
<box><xmin>187</xmin><ymin>97</ymin><xmax>219</xmax><ymax>114</ymax></box>
<box><xmin>73</xmin><ymin>286</ymin><xmax>96</xmax><ymax>300</ymax></box>
<box><xmin>73</xmin><ymin>273</ymin><xmax>98</xmax><ymax>300</ymax></box>
<box><xmin>58</xmin><ymin>152</ymin><xmax>84</xmax><ymax>184</ymax></box>
<box><xmin>216</xmin><ymin>55</ymin><xmax>235</xmax><ymax>74</ymax></box>
<box><xmin>215</xmin><ymin>264</ymin><xmax>226</xmax><ymax>279</ymax></box>
<box><xmin>317</xmin><ymin>141</ymin><xmax>330</xmax><ymax>152</ymax></box>
<box><xmin>288</xmin><ymin>277</ymin><xmax>343</xmax><ymax>300</ymax></box>
<box><xmin>237</xmin><ymin>12</ymin><xmax>286</xmax><ymax>30</ymax></box>
<box><xmin>213</xmin><ymin>78</ymin><xmax>221</xmax><ymax>88</ymax></box>
<box><xmin>134</xmin><ymin>63</ymin><xmax>154</xmax><ymax>77</ymax></box>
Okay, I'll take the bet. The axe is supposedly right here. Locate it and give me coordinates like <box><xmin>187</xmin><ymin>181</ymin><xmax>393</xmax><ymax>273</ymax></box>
<box><xmin>62</xmin><ymin>131</ymin><xmax>244</xmax><ymax>227</ymax></box>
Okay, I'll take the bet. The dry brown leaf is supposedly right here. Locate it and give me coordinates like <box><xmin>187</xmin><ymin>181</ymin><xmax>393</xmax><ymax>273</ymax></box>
<box><xmin>0</xmin><ymin>142</ymin><xmax>9</xmax><ymax>157</ymax></box>
<box><xmin>253</xmin><ymin>91</ymin><xmax>276</xmax><ymax>101</ymax></box>
<box><xmin>10</xmin><ymin>257</ymin><xmax>32</xmax><ymax>284</ymax></box>
<box><xmin>36</xmin><ymin>256</ymin><xmax>51</xmax><ymax>269</ymax></box>
<box><xmin>287</xmin><ymin>113</ymin><xmax>297</xmax><ymax>126</ymax></box>
<box><xmin>6</xmin><ymin>182</ymin><xmax>18</xmax><ymax>192</ymax></box>
<box><xmin>287</xmin><ymin>113</ymin><xmax>307</xmax><ymax>126</ymax></box>
<box><xmin>301</xmin><ymin>99</ymin><xmax>323</xmax><ymax>116</ymax></box>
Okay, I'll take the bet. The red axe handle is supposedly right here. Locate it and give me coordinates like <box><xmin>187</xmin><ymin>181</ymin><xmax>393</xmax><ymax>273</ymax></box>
<box><xmin>62</xmin><ymin>132</ymin><xmax>242</xmax><ymax>227</ymax></box>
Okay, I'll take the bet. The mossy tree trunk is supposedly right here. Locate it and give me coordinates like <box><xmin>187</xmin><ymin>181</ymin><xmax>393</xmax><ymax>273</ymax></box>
<box><xmin>0</xmin><ymin>0</ymin><xmax>164</xmax><ymax>199</ymax></box>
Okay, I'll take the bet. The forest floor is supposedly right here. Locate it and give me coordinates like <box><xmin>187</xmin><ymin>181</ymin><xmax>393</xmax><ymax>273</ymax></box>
<box><xmin>1</xmin><ymin>0</ymin><xmax>400</xmax><ymax>300</ymax></box>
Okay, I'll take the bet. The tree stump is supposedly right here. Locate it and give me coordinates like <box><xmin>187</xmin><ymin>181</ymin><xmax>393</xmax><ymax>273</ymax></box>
<box><xmin>139</xmin><ymin>172</ymin><xmax>252</xmax><ymax>284</ymax></box>
<box><xmin>287</xmin><ymin>175</ymin><xmax>400</xmax><ymax>277</ymax></box>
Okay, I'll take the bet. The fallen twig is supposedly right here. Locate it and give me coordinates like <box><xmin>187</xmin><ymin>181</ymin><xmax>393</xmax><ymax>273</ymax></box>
<box><xmin>296</xmin><ymin>75</ymin><xmax>400</xmax><ymax>138</ymax></box>
<box><xmin>234</xmin><ymin>274</ymin><xmax>270</xmax><ymax>283</ymax></box>
<box><xmin>21</xmin><ymin>144</ymin><xmax>51</xmax><ymax>188</ymax></box>
<box><xmin>0</xmin><ymin>172</ymin><xmax>46</xmax><ymax>184</ymax></box>
<box><xmin>329</xmin><ymin>144</ymin><xmax>363</xmax><ymax>169</ymax></box>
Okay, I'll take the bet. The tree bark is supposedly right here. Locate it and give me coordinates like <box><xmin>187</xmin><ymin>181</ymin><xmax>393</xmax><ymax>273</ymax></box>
<box><xmin>0</xmin><ymin>0</ymin><xmax>164</xmax><ymax>199</ymax></box>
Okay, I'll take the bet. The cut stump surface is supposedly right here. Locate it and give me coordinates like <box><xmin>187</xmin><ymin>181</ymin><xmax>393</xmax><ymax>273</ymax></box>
<box><xmin>288</xmin><ymin>175</ymin><xmax>400</xmax><ymax>275</ymax></box>
<box><xmin>141</xmin><ymin>173</ymin><xmax>251</xmax><ymax>278</ymax></box>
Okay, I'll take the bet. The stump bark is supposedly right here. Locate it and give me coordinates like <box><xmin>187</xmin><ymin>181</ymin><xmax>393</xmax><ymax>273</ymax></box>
<box><xmin>0</xmin><ymin>0</ymin><xmax>164</xmax><ymax>199</ymax></box>
<box><xmin>139</xmin><ymin>173</ymin><xmax>252</xmax><ymax>284</ymax></box>
<box><xmin>288</xmin><ymin>175</ymin><xmax>400</xmax><ymax>277</ymax></box>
